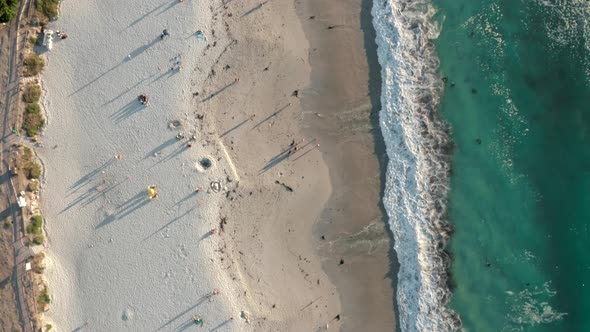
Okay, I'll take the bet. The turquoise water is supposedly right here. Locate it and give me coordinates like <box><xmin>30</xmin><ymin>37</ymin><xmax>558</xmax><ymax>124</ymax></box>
<box><xmin>434</xmin><ymin>0</ymin><xmax>590</xmax><ymax>330</ymax></box>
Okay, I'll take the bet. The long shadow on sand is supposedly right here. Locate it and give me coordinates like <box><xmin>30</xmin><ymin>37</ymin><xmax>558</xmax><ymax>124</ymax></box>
<box><xmin>69</xmin><ymin>38</ymin><xmax>160</xmax><ymax>96</ymax></box>
<box><xmin>150</xmin><ymin>144</ymin><xmax>188</xmax><ymax>167</ymax></box>
<box><xmin>144</xmin><ymin>137</ymin><xmax>178</xmax><ymax>159</ymax></box>
<box><xmin>102</xmin><ymin>73</ymin><xmax>157</xmax><ymax>107</ymax></box>
<box><xmin>241</xmin><ymin>0</ymin><xmax>272</xmax><ymax>17</ymax></box>
<box><xmin>110</xmin><ymin>99</ymin><xmax>144</xmax><ymax>123</ymax></box>
<box><xmin>201</xmin><ymin>81</ymin><xmax>237</xmax><ymax>102</ymax></box>
<box><xmin>157</xmin><ymin>296</ymin><xmax>209</xmax><ymax>331</ymax></box>
<box><xmin>126</xmin><ymin>2</ymin><xmax>167</xmax><ymax>29</ymax></box>
<box><xmin>292</xmin><ymin>145</ymin><xmax>319</xmax><ymax>162</ymax></box>
<box><xmin>258</xmin><ymin>147</ymin><xmax>293</xmax><ymax>174</ymax></box>
<box><xmin>128</xmin><ymin>38</ymin><xmax>160</xmax><ymax>59</ymax></box>
<box><xmin>61</xmin><ymin>178</ymin><xmax>129</xmax><ymax>214</ymax></box>
<box><xmin>143</xmin><ymin>207</ymin><xmax>194</xmax><ymax>241</ymax></box>
<box><xmin>157</xmin><ymin>0</ymin><xmax>181</xmax><ymax>16</ymax></box>
<box><xmin>259</xmin><ymin>139</ymin><xmax>316</xmax><ymax>174</ymax></box>
<box><xmin>95</xmin><ymin>191</ymin><xmax>151</xmax><ymax>229</ymax></box>
<box><xmin>220</xmin><ymin>115</ymin><xmax>254</xmax><ymax>138</ymax></box>
<box><xmin>150</xmin><ymin>67</ymin><xmax>179</xmax><ymax>83</ymax></box>
<box><xmin>209</xmin><ymin>318</ymin><xmax>234</xmax><ymax>331</ymax></box>
<box><xmin>251</xmin><ymin>103</ymin><xmax>291</xmax><ymax>130</ymax></box>
<box><xmin>174</xmin><ymin>191</ymin><xmax>198</xmax><ymax>207</ymax></box>
<box><xmin>69</xmin><ymin>62</ymin><xmax>126</xmax><ymax>96</ymax></box>
<box><xmin>67</xmin><ymin>160</ymin><xmax>114</xmax><ymax>194</ymax></box>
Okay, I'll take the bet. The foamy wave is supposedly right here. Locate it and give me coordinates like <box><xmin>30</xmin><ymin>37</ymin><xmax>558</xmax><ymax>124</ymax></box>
<box><xmin>371</xmin><ymin>0</ymin><xmax>461</xmax><ymax>330</ymax></box>
<box><xmin>505</xmin><ymin>282</ymin><xmax>567</xmax><ymax>330</ymax></box>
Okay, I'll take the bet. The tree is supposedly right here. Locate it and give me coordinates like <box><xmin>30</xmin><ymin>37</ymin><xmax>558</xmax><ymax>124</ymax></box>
<box><xmin>0</xmin><ymin>0</ymin><xmax>19</xmax><ymax>23</ymax></box>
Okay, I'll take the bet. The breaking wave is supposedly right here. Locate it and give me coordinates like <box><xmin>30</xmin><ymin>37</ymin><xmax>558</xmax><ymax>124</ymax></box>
<box><xmin>371</xmin><ymin>0</ymin><xmax>461</xmax><ymax>330</ymax></box>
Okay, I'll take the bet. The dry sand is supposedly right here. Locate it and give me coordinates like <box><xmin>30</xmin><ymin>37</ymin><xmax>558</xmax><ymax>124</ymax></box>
<box><xmin>39</xmin><ymin>0</ymin><xmax>395</xmax><ymax>331</ymax></box>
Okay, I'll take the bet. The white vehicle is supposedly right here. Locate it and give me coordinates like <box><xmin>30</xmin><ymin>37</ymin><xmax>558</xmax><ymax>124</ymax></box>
<box><xmin>42</xmin><ymin>29</ymin><xmax>54</xmax><ymax>50</ymax></box>
<box><xmin>17</xmin><ymin>191</ymin><xmax>27</xmax><ymax>208</ymax></box>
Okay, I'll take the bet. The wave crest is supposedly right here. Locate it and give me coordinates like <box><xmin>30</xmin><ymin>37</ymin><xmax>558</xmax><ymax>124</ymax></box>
<box><xmin>371</xmin><ymin>0</ymin><xmax>460</xmax><ymax>330</ymax></box>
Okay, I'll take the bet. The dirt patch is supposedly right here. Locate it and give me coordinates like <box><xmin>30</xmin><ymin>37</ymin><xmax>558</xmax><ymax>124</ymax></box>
<box><xmin>0</xmin><ymin>198</ymin><xmax>20</xmax><ymax>331</ymax></box>
<box><xmin>0</xmin><ymin>23</ymin><xmax>21</xmax><ymax>332</ymax></box>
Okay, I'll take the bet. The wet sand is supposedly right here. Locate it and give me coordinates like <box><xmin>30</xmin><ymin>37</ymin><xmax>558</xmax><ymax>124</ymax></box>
<box><xmin>297</xmin><ymin>0</ymin><xmax>399</xmax><ymax>330</ymax></box>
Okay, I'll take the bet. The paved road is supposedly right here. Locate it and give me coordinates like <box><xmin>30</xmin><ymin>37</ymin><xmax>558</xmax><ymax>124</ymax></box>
<box><xmin>2</xmin><ymin>0</ymin><xmax>35</xmax><ymax>331</ymax></box>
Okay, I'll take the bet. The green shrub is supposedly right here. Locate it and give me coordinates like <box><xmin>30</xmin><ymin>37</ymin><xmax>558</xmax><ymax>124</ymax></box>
<box><xmin>29</xmin><ymin>162</ymin><xmax>42</xmax><ymax>179</ymax></box>
<box><xmin>28</xmin><ymin>215</ymin><xmax>43</xmax><ymax>234</ymax></box>
<box><xmin>33</xmin><ymin>235</ymin><xmax>44</xmax><ymax>245</ymax></box>
<box><xmin>45</xmin><ymin>324</ymin><xmax>53</xmax><ymax>331</ymax></box>
<box><xmin>38</xmin><ymin>288</ymin><xmax>50</xmax><ymax>305</ymax></box>
<box><xmin>23</xmin><ymin>54</ymin><xmax>45</xmax><ymax>76</ymax></box>
<box><xmin>37</xmin><ymin>0</ymin><xmax>59</xmax><ymax>19</ymax></box>
<box><xmin>32</xmin><ymin>253</ymin><xmax>45</xmax><ymax>273</ymax></box>
<box><xmin>26</xmin><ymin>102</ymin><xmax>41</xmax><ymax>114</ymax></box>
<box><xmin>29</xmin><ymin>36</ymin><xmax>38</xmax><ymax>46</ymax></box>
<box><xmin>28</xmin><ymin>180</ymin><xmax>39</xmax><ymax>192</ymax></box>
<box><xmin>0</xmin><ymin>0</ymin><xmax>19</xmax><ymax>23</ymax></box>
<box><xmin>3</xmin><ymin>220</ymin><xmax>12</xmax><ymax>229</ymax></box>
<box><xmin>23</xmin><ymin>84</ymin><xmax>41</xmax><ymax>103</ymax></box>
<box><xmin>22</xmin><ymin>108</ymin><xmax>45</xmax><ymax>137</ymax></box>
<box><xmin>23</xmin><ymin>146</ymin><xmax>33</xmax><ymax>162</ymax></box>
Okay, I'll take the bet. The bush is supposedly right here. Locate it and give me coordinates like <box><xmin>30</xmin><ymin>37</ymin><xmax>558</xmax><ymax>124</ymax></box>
<box><xmin>3</xmin><ymin>220</ymin><xmax>11</xmax><ymax>229</ymax></box>
<box><xmin>29</xmin><ymin>162</ymin><xmax>42</xmax><ymax>179</ymax></box>
<box><xmin>22</xmin><ymin>110</ymin><xmax>45</xmax><ymax>137</ymax></box>
<box><xmin>38</xmin><ymin>288</ymin><xmax>50</xmax><ymax>305</ymax></box>
<box><xmin>23</xmin><ymin>146</ymin><xmax>33</xmax><ymax>162</ymax></box>
<box><xmin>29</xmin><ymin>36</ymin><xmax>38</xmax><ymax>46</ymax></box>
<box><xmin>28</xmin><ymin>180</ymin><xmax>39</xmax><ymax>192</ymax></box>
<box><xmin>23</xmin><ymin>84</ymin><xmax>41</xmax><ymax>103</ymax></box>
<box><xmin>45</xmin><ymin>324</ymin><xmax>53</xmax><ymax>331</ymax></box>
<box><xmin>33</xmin><ymin>235</ymin><xmax>45</xmax><ymax>245</ymax></box>
<box><xmin>0</xmin><ymin>0</ymin><xmax>19</xmax><ymax>23</ymax></box>
<box><xmin>37</xmin><ymin>0</ymin><xmax>59</xmax><ymax>19</ymax></box>
<box><xmin>26</xmin><ymin>102</ymin><xmax>41</xmax><ymax>114</ymax></box>
<box><xmin>28</xmin><ymin>215</ymin><xmax>43</xmax><ymax>234</ymax></box>
<box><xmin>33</xmin><ymin>253</ymin><xmax>45</xmax><ymax>274</ymax></box>
<box><xmin>23</xmin><ymin>54</ymin><xmax>45</xmax><ymax>76</ymax></box>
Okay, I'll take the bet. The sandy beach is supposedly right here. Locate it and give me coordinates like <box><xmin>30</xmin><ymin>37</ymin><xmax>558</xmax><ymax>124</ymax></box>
<box><xmin>39</xmin><ymin>0</ymin><xmax>396</xmax><ymax>331</ymax></box>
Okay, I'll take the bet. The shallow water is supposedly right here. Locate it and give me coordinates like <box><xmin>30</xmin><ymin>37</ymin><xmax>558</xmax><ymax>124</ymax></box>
<box><xmin>435</xmin><ymin>0</ymin><xmax>590</xmax><ymax>330</ymax></box>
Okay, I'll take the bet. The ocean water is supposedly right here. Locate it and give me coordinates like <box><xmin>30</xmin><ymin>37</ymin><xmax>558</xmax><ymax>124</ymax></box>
<box><xmin>437</xmin><ymin>0</ymin><xmax>589</xmax><ymax>331</ymax></box>
<box><xmin>372</xmin><ymin>0</ymin><xmax>590</xmax><ymax>331</ymax></box>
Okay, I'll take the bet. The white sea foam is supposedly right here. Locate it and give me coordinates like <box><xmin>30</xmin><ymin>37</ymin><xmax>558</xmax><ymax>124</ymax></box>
<box><xmin>371</xmin><ymin>0</ymin><xmax>461</xmax><ymax>330</ymax></box>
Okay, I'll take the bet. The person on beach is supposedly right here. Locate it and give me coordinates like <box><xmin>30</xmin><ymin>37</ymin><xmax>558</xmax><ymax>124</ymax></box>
<box><xmin>161</xmin><ymin>29</ymin><xmax>170</xmax><ymax>40</ymax></box>
<box><xmin>148</xmin><ymin>186</ymin><xmax>158</xmax><ymax>199</ymax></box>
<box><xmin>138</xmin><ymin>94</ymin><xmax>149</xmax><ymax>105</ymax></box>
<box><xmin>193</xmin><ymin>315</ymin><xmax>204</xmax><ymax>326</ymax></box>
<box><xmin>207</xmin><ymin>289</ymin><xmax>220</xmax><ymax>302</ymax></box>
<box><xmin>288</xmin><ymin>138</ymin><xmax>305</xmax><ymax>155</ymax></box>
